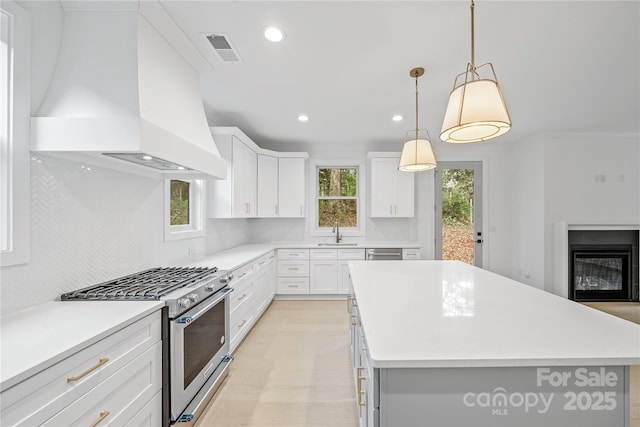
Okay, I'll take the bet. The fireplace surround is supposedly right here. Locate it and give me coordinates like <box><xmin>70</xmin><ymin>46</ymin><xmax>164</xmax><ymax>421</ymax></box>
<box><xmin>568</xmin><ymin>230</ymin><xmax>639</xmax><ymax>302</ymax></box>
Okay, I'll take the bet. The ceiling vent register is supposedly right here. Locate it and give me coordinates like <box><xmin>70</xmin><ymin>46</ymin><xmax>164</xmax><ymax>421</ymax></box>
<box><xmin>206</xmin><ymin>33</ymin><xmax>242</xmax><ymax>63</ymax></box>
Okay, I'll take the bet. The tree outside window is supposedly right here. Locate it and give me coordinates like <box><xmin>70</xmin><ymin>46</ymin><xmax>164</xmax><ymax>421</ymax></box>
<box><xmin>317</xmin><ymin>167</ymin><xmax>358</xmax><ymax>228</ymax></box>
<box><xmin>170</xmin><ymin>180</ymin><xmax>190</xmax><ymax>226</ymax></box>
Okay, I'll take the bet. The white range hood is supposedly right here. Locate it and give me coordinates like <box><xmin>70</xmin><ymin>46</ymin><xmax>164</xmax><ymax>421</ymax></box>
<box><xmin>31</xmin><ymin>8</ymin><xmax>226</xmax><ymax>179</ymax></box>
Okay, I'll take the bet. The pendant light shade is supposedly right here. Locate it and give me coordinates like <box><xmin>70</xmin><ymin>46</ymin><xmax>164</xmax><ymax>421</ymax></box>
<box><xmin>440</xmin><ymin>1</ymin><xmax>511</xmax><ymax>144</ymax></box>
<box><xmin>399</xmin><ymin>130</ymin><xmax>437</xmax><ymax>172</ymax></box>
<box><xmin>398</xmin><ymin>67</ymin><xmax>437</xmax><ymax>172</ymax></box>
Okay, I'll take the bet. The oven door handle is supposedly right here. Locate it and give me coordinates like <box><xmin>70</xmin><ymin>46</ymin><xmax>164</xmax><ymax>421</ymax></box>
<box><xmin>175</xmin><ymin>287</ymin><xmax>233</xmax><ymax>326</ymax></box>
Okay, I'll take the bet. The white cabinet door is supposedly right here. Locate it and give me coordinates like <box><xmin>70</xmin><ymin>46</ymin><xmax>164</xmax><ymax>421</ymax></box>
<box><xmin>257</xmin><ymin>154</ymin><xmax>278</xmax><ymax>217</ymax></box>
<box><xmin>394</xmin><ymin>164</ymin><xmax>415</xmax><ymax>217</ymax></box>
<box><xmin>242</xmin><ymin>140</ymin><xmax>258</xmax><ymax>217</ymax></box>
<box><xmin>338</xmin><ymin>261</ymin><xmax>353</xmax><ymax>294</ymax></box>
<box><xmin>370</xmin><ymin>157</ymin><xmax>397</xmax><ymax>217</ymax></box>
<box><xmin>310</xmin><ymin>260</ymin><xmax>338</xmax><ymax>294</ymax></box>
<box><xmin>369</xmin><ymin>156</ymin><xmax>415</xmax><ymax>217</ymax></box>
<box><xmin>278</xmin><ymin>157</ymin><xmax>306</xmax><ymax>217</ymax></box>
<box><xmin>254</xmin><ymin>267</ymin><xmax>269</xmax><ymax>316</ymax></box>
<box><xmin>232</xmin><ymin>138</ymin><xmax>258</xmax><ymax>218</ymax></box>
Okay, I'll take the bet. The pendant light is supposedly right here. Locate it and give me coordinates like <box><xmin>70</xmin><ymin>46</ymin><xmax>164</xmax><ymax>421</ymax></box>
<box><xmin>440</xmin><ymin>0</ymin><xmax>511</xmax><ymax>143</ymax></box>
<box><xmin>398</xmin><ymin>67</ymin><xmax>437</xmax><ymax>172</ymax></box>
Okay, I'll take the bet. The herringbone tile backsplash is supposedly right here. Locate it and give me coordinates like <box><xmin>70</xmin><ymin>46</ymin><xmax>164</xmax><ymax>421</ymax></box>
<box><xmin>1</xmin><ymin>155</ymin><xmax>177</xmax><ymax>315</ymax></box>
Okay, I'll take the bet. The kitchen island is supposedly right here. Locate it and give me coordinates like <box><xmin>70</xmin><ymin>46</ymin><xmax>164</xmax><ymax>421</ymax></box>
<box><xmin>348</xmin><ymin>260</ymin><xmax>640</xmax><ymax>426</ymax></box>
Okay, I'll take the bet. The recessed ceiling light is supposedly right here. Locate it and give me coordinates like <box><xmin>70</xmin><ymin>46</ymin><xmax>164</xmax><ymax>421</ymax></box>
<box><xmin>142</xmin><ymin>155</ymin><xmax>153</xmax><ymax>161</ymax></box>
<box><xmin>264</xmin><ymin>26</ymin><xmax>284</xmax><ymax>42</ymax></box>
<box><xmin>392</xmin><ymin>115</ymin><xmax>404</xmax><ymax>122</ymax></box>
<box><xmin>298</xmin><ymin>114</ymin><xmax>309</xmax><ymax>122</ymax></box>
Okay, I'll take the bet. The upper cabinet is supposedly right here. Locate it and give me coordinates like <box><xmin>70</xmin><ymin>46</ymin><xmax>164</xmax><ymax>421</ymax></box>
<box><xmin>209</xmin><ymin>131</ymin><xmax>257</xmax><ymax>218</ymax></box>
<box><xmin>277</xmin><ymin>157</ymin><xmax>306</xmax><ymax>217</ymax></box>
<box><xmin>210</xmin><ymin>127</ymin><xmax>307</xmax><ymax>219</ymax></box>
<box><xmin>257</xmin><ymin>155</ymin><xmax>306</xmax><ymax>218</ymax></box>
<box><xmin>369</xmin><ymin>153</ymin><xmax>415</xmax><ymax>218</ymax></box>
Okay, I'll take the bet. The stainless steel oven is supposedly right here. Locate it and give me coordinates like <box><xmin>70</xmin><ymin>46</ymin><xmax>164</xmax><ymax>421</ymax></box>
<box><xmin>61</xmin><ymin>267</ymin><xmax>234</xmax><ymax>427</ymax></box>
<box><xmin>169</xmin><ymin>286</ymin><xmax>232</xmax><ymax>424</ymax></box>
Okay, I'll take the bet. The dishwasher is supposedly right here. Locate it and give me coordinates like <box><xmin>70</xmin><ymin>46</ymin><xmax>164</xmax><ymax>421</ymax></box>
<box><xmin>365</xmin><ymin>248</ymin><xmax>403</xmax><ymax>260</ymax></box>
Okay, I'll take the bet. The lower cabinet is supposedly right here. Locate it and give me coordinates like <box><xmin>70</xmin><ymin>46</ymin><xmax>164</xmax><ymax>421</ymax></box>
<box><xmin>0</xmin><ymin>312</ymin><xmax>162</xmax><ymax>427</ymax></box>
<box><xmin>229</xmin><ymin>251</ymin><xmax>276</xmax><ymax>352</ymax></box>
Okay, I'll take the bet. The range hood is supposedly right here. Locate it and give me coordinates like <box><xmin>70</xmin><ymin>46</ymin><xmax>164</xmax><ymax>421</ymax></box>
<box><xmin>31</xmin><ymin>8</ymin><xmax>226</xmax><ymax>179</ymax></box>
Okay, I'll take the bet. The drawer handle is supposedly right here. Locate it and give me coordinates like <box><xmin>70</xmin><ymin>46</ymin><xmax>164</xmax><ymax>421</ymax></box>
<box><xmin>237</xmin><ymin>272</ymin><xmax>247</xmax><ymax>278</ymax></box>
<box><xmin>237</xmin><ymin>293</ymin><xmax>247</xmax><ymax>301</ymax></box>
<box><xmin>259</xmin><ymin>261</ymin><xmax>266</xmax><ymax>266</ymax></box>
<box><xmin>67</xmin><ymin>358</ymin><xmax>109</xmax><ymax>383</ymax></box>
<box><xmin>89</xmin><ymin>411</ymin><xmax>110</xmax><ymax>427</ymax></box>
<box><xmin>238</xmin><ymin>320</ymin><xmax>247</xmax><ymax>328</ymax></box>
<box><xmin>289</xmin><ymin>253</ymin><xmax>300</xmax><ymax>257</ymax></box>
<box><xmin>288</xmin><ymin>267</ymin><xmax>299</xmax><ymax>271</ymax></box>
<box><xmin>288</xmin><ymin>284</ymin><xmax>299</xmax><ymax>288</ymax></box>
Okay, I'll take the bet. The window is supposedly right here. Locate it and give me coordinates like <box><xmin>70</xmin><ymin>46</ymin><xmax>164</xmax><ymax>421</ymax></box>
<box><xmin>164</xmin><ymin>179</ymin><xmax>205</xmax><ymax>241</ymax></box>
<box><xmin>311</xmin><ymin>160</ymin><xmax>365</xmax><ymax>236</ymax></box>
<box><xmin>1</xmin><ymin>1</ymin><xmax>30</xmax><ymax>267</ymax></box>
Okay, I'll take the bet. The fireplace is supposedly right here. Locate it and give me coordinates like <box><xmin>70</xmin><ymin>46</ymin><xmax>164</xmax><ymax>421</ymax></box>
<box><xmin>568</xmin><ymin>230</ymin><xmax>639</xmax><ymax>302</ymax></box>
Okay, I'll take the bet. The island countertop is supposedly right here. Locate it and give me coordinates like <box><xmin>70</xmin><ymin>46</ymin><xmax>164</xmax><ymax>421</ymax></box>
<box><xmin>348</xmin><ymin>260</ymin><xmax>640</xmax><ymax>369</ymax></box>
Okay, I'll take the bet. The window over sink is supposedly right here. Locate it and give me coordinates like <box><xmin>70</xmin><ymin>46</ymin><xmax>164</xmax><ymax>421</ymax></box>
<box><xmin>310</xmin><ymin>160</ymin><xmax>365</xmax><ymax>237</ymax></box>
<box><xmin>164</xmin><ymin>179</ymin><xmax>205</xmax><ymax>241</ymax></box>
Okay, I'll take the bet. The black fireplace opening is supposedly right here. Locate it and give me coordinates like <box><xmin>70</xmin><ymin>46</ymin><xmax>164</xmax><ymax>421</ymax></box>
<box><xmin>570</xmin><ymin>245</ymin><xmax>631</xmax><ymax>302</ymax></box>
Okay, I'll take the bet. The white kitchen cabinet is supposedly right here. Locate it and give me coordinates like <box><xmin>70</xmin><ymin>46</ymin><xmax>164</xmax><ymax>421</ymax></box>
<box><xmin>208</xmin><ymin>130</ymin><xmax>258</xmax><ymax>218</ymax></box>
<box><xmin>402</xmin><ymin>248</ymin><xmax>422</xmax><ymax>260</ymax></box>
<box><xmin>277</xmin><ymin>249</ymin><xmax>310</xmax><ymax>295</ymax></box>
<box><xmin>310</xmin><ymin>260</ymin><xmax>339</xmax><ymax>294</ymax></box>
<box><xmin>257</xmin><ymin>154</ymin><xmax>279</xmax><ymax>217</ymax></box>
<box><xmin>369</xmin><ymin>155</ymin><xmax>415</xmax><ymax>217</ymax></box>
<box><xmin>257</xmin><ymin>156</ymin><xmax>306</xmax><ymax>218</ymax></box>
<box><xmin>1</xmin><ymin>312</ymin><xmax>162</xmax><ymax>427</ymax></box>
<box><xmin>278</xmin><ymin>157</ymin><xmax>306</xmax><ymax>217</ymax></box>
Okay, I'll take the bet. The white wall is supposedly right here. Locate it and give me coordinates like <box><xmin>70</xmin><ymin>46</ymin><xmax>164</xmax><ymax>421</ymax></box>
<box><xmin>510</xmin><ymin>135</ymin><xmax>546</xmax><ymax>289</ymax></box>
<box><xmin>509</xmin><ymin>132</ymin><xmax>640</xmax><ymax>293</ymax></box>
<box><xmin>542</xmin><ymin>133</ymin><xmax>640</xmax><ymax>292</ymax></box>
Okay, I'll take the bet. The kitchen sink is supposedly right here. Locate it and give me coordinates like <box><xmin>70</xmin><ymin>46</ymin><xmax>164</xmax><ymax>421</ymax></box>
<box><xmin>316</xmin><ymin>243</ymin><xmax>359</xmax><ymax>247</ymax></box>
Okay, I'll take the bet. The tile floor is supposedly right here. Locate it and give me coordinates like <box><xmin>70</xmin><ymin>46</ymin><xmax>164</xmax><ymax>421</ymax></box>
<box><xmin>197</xmin><ymin>300</ymin><xmax>640</xmax><ymax>427</ymax></box>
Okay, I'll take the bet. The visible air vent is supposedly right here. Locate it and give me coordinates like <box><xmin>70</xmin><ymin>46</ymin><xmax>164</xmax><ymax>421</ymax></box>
<box><xmin>205</xmin><ymin>33</ymin><xmax>242</xmax><ymax>63</ymax></box>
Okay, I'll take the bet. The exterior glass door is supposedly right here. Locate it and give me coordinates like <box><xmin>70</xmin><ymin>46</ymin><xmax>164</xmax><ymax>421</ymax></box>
<box><xmin>434</xmin><ymin>162</ymin><xmax>483</xmax><ymax>267</ymax></box>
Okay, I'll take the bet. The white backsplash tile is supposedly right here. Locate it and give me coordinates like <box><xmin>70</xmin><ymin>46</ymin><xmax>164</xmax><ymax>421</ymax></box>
<box><xmin>0</xmin><ymin>154</ymin><xmax>250</xmax><ymax>316</ymax></box>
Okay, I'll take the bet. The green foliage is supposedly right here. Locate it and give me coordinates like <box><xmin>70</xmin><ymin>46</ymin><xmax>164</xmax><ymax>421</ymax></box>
<box><xmin>441</xmin><ymin>169</ymin><xmax>474</xmax><ymax>225</ymax></box>
<box><xmin>170</xmin><ymin>180</ymin><xmax>190</xmax><ymax>225</ymax></box>
<box><xmin>317</xmin><ymin>167</ymin><xmax>358</xmax><ymax>227</ymax></box>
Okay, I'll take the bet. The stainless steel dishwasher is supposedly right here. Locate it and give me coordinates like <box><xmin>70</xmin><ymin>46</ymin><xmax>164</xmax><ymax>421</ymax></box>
<box><xmin>365</xmin><ymin>248</ymin><xmax>403</xmax><ymax>260</ymax></box>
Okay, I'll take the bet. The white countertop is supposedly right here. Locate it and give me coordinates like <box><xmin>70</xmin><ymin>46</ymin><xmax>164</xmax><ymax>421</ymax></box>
<box><xmin>187</xmin><ymin>241</ymin><xmax>421</xmax><ymax>271</ymax></box>
<box><xmin>0</xmin><ymin>301</ymin><xmax>164</xmax><ymax>391</ymax></box>
<box><xmin>349</xmin><ymin>260</ymin><xmax>640</xmax><ymax>369</ymax></box>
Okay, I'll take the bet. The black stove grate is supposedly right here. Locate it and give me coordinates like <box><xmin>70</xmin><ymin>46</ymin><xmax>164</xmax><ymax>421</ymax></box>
<box><xmin>60</xmin><ymin>267</ymin><xmax>218</xmax><ymax>300</ymax></box>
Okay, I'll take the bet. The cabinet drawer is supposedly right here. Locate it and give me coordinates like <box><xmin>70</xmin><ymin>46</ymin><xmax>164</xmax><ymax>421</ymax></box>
<box><xmin>277</xmin><ymin>260</ymin><xmax>309</xmax><ymax>277</ymax></box>
<box><xmin>230</xmin><ymin>301</ymin><xmax>255</xmax><ymax>351</ymax></box>
<box><xmin>232</xmin><ymin>262</ymin><xmax>254</xmax><ymax>282</ymax></box>
<box><xmin>123</xmin><ymin>390</ymin><xmax>161</xmax><ymax>427</ymax></box>
<box><xmin>402</xmin><ymin>249</ymin><xmax>421</xmax><ymax>260</ymax></box>
<box><xmin>42</xmin><ymin>342</ymin><xmax>161</xmax><ymax>427</ymax></box>
<box><xmin>265</xmin><ymin>251</ymin><xmax>276</xmax><ymax>265</ymax></box>
<box><xmin>229</xmin><ymin>276</ymin><xmax>253</xmax><ymax>314</ymax></box>
<box><xmin>1</xmin><ymin>312</ymin><xmax>161</xmax><ymax>427</ymax></box>
<box><xmin>310</xmin><ymin>249</ymin><xmax>338</xmax><ymax>260</ymax></box>
<box><xmin>277</xmin><ymin>249</ymin><xmax>309</xmax><ymax>260</ymax></box>
<box><xmin>277</xmin><ymin>278</ymin><xmax>310</xmax><ymax>294</ymax></box>
<box><xmin>338</xmin><ymin>249</ymin><xmax>365</xmax><ymax>260</ymax></box>
<box><xmin>255</xmin><ymin>254</ymin><xmax>269</xmax><ymax>270</ymax></box>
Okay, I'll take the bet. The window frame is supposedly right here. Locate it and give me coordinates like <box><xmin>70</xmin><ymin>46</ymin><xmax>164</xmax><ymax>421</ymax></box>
<box><xmin>309</xmin><ymin>159</ymin><xmax>366</xmax><ymax>237</ymax></box>
<box><xmin>1</xmin><ymin>1</ymin><xmax>30</xmax><ymax>267</ymax></box>
<box><xmin>164</xmin><ymin>178</ymin><xmax>205</xmax><ymax>241</ymax></box>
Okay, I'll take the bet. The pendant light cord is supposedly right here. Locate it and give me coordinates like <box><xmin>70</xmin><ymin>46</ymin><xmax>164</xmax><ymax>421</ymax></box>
<box><xmin>470</xmin><ymin>0</ymin><xmax>475</xmax><ymax>70</ymax></box>
<box><xmin>415</xmin><ymin>71</ymin><xmax>419</xmax><ymax>142</ymax></box>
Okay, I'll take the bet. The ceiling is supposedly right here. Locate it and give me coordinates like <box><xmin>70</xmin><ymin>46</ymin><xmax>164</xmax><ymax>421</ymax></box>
<box><xmin>158</xmin><ymin>1</ymin><xmax>640</xmax><ymax>154</ymax></box>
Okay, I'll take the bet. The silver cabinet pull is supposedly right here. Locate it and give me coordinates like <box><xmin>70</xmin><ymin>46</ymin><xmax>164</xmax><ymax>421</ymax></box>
<box><xmin>237</xmin><ymin>293</ymin><xmax>247</xmax><ymax>301</ymax></box>
<box><xmin>67</xmin><ymin>358</ymin><xmax>109</xmax><ymax>382</ymax></box>
<box><xmin>89</xmin><ymin>411</ymin><xmax>110</xmax><ymax>427</ymax></box>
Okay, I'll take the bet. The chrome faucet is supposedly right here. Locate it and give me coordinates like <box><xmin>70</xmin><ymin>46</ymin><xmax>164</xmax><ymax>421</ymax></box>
<box><xmin>332</xmin><ymin>221</ymin><xmax>342</xmax><ymax>243</ymax></box>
